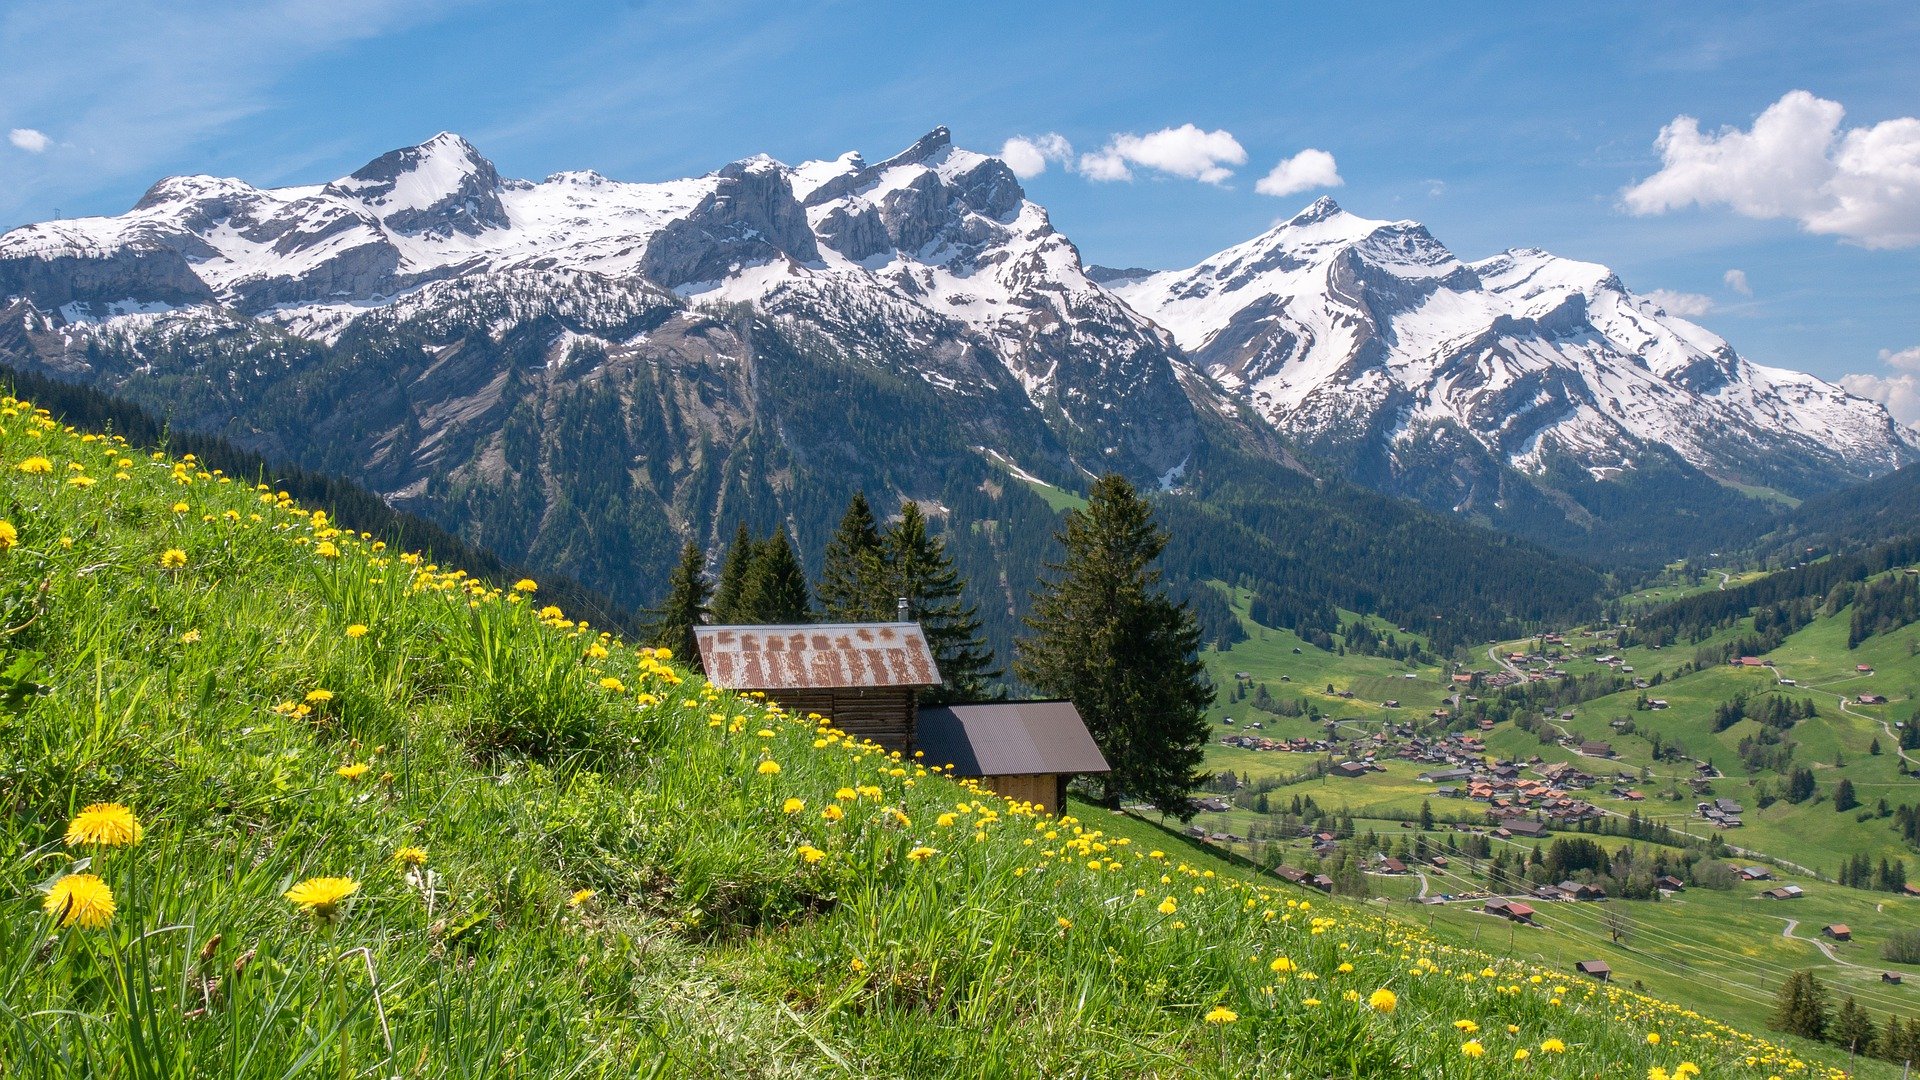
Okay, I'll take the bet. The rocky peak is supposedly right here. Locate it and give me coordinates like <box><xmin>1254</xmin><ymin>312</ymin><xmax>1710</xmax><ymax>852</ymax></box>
<box><xmin>325</xmin><ymin>132</ymin><xmax>509</xmax><ymax>237</ymax></box>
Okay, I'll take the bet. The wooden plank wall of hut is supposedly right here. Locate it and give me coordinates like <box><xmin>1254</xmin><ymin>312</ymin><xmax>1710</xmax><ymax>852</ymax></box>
<box><xmin>767</xmin><ymin>688</ymin><xmax>916</xmax><ymax>752</ymax></box>
<box><xmin>978</xmin><ymin>774</ymin><xmax>1064</xmax><ymax>815</ymax></box>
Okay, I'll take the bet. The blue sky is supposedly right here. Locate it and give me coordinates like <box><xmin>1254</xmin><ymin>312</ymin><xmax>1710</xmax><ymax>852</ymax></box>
<box><xmin>3</xmin><ymin>1</ymin><xmax>1916</xmax><ymax>412</ymax></box>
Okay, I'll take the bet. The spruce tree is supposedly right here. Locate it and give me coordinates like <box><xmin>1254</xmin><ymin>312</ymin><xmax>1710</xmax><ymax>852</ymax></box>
<box><xmin>648</xmin><ymin>540</ymin><xmax>712</xmax><ymax>670</ymax></box>
<box><xmin>710</xmin><ymin>523</ymin><xmax>756</xmax><ymax>624</ymax></box>
<box><xmin>1015</xmin><ymin>474</ymin><xmax>1213</xmax><ymax>815</ymax></box>
<box><xmin>1770</xmin><ymin>970</ymin><xmax>1830</xmax><ymax>1041</ymax></box>
<box><xmin>738</xmin><ymin>529</ymin><xmax>813</xmax><ymax>624</ymax></box>
<box><xmin>817</xmin><ymin>492</ymin><xmax>886</xmax><ymax>620</ymax></box>
<box><xmin>880</xmin><ymin>501</ymin><xmax>999</xmax><ymax>704</ymax></box>
<box><xmin>1834</xmin><ymin>777</ymin><xmax>1859</xmax><ymax>812</ymax></box>
<box><xmin>1833</xmin><ymin>996</ymin><xmax>1875</xmax><ymax>1053</ymax></box>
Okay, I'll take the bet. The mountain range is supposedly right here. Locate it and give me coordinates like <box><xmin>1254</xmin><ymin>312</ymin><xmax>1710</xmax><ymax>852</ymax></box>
<box><xmin>0</xmin><ymin>127</ymin><xmax>1911</xmax><ymax>645</ymax></box>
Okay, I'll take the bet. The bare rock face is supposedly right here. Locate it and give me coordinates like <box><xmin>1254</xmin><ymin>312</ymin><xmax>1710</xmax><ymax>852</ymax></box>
<box><xmin>638</xmin><ymin>160</ymin><xmax>820</xmax><ymax>290</ymax></box>
<box><xmin>324</xmin><ymin>133</ymin><xmax>512</xmax><ymax>237</ymax></box>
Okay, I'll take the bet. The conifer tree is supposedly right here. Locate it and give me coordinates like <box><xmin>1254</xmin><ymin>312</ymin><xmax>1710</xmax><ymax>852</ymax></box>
<box><xmin>710</xmin><ymin>523</ymin><xmax>756</xmax><ymax>624</ymax></box>
<box><xmin>648</xmin><ymin>540</ymin><xmax>712</xmax><ymax>670</ymax></box>
<box><xmin>1770</xmin><ymin>970</ymin><xmax>1830</xmax><ymax>1041</ymax></box>
<box><xmin>1015</xmin><ymin>474</ymin><xmax>1213</xmax><ymax>815</ymax></box>
<box><xmin>1834</xmin><ymin>777</ymin><xmax>1859</xmax><ymax>812</ymax></box>
<box><xmin>817</xmin><ymin>492</ymin><xmax>885</xmax><ymax>620</ymax></box>
<box><xmin>738</xmin><ymin>529</ymin><xmax>812</xmax><ymax>624</ymax></box>
<box><xmin>878</xmin><ymin>501</ymin><xmax>999</xmax><ymax>704</ymax></box>
<box><xmin>1832</xmin><ymin>996</ymin><xmax>1875</xmax><ymax>1054</ymax></box>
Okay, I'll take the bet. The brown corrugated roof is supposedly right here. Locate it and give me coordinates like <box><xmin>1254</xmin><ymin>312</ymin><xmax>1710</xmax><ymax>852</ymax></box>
<box><xmin>914</xmin><ymin>701</ymin><xmax>1111</xmax><ymax>778</ymax></box>
<box><xmin>696</xmin><ymin>623</ymin><xmax>941</xmax><ymax>690</ymax></box>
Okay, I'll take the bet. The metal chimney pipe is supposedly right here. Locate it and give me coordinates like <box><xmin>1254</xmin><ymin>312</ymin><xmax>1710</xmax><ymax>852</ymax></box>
<box><xmin>897</xmin><ymin>596</ymin><xmax>911</xmax><ymax>622</ymax></box>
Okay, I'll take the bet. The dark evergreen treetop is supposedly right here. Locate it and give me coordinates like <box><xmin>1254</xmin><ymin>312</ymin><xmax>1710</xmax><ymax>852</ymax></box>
<box><xmin>1015</xmin><ymin>474</ymin><xmax>1213</xmax><ymax>816</ymax></box>
<box><xmin>818</xmin><ymin>491</ymin><xmax>885</xmax><ymax>621</ymax></box>
<box><xmin>737</xmin><ymin>528</ymin><xmax>813</xmax><ymax>624</ymax></box>
<box><xmin>710</xmin><ymin>523</ymin><xmax>757</xmax><ymax>625</ymax></box>
<box><xmin>879</xmin><ymin>500</ymin><xmax>1000</xmax><ymax>704</ymax></box>
<box><xmin>648</xmin><ymin>539</ymin><xmax>712</xmax><ymax>671</ymax></box>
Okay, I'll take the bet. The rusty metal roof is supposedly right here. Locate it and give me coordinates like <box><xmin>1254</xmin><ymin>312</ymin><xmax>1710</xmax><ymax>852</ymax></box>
<box><xmin>913</xmin><ymin>700</ymin><xmax>1111</xmax><ymax>778</ymax></box>
<box><xmin>696</xmin><ymin>623</ymin><xmax>941</xmax><ymax>690</ymax></box>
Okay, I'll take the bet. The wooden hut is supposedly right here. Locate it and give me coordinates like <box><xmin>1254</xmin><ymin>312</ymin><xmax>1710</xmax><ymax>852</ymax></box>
<box><xmin>913</xmin><ymin>700</ymin><xmax>1110</xmax><ymax>815</ymax></box>
<box><xmin>696</xmin><ymin>623</ymin><xmax>940</xmax><ymax>752</ymax></box>
<box><xmin>1574</xmin><ymin>960</ymin><xmax>1612</xmax><ymax>981</ymax></box>
<box><xmin>1821</xmin><ymin>924</ymin><xmax>1851</xmax><ymax>941</ymax></box>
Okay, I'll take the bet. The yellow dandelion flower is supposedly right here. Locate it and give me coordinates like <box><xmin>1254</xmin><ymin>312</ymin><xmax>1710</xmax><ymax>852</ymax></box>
<box><xmin>598</xmin><ymin>677</ymin><xmax>625</xmax><ymax>692</ymax></box>
<box><xmin>568</xmin><ymin>888</ymin><xmax>597</xmax><ymax>908</ymax></box>
<box><xmin>1674</xmin><ymin>1064</ymin><xmax>1699</xmax><ymax>1078</ymax></box>
<box><xmin>1513</xmin><ymin>1048</ymin><xmax>1530</xmax><ymax>1062</ymax></box>
<box><xmin>305</xmin><ymin>688</ymin><xmax>334</xmax><ymax>703</ymax></box>
<box><xmin>1649</xmin><ymin>1069</ymin><xmax>1670</xmax><ymax>1080</ymax></box>
<box><xmin>1056</xmin><ymin>917</ymin><xmax>1072</xmax><ymax>930</ymax></box>
<box><xmin>336</xmin><ymin>763</ymin><xmax>370</xmax><ymax>780</ymax></box>
<box><xmin>65</xmin><ymin>802</ymin><xmax>144</xmax><ymax>848</ymax></box>
<box><xmin>392</xmin><ymin>845</ymin><xmax>428</xmax><ymax>867</ymax></box>
<box><xmin>1454</xmin><ymin>1019</ymin><xmax>1479</xmax><ymax>1034</ymax></box>
<box><xmin>756</xmin><ymin>760</ymin><xmax>780</xmax><ymax>775</ymax></box>
<box><xmin>1539</xmin><ymin>1038</ymin><xmax>1566</xmax><ymax>1054</ymax></box>
<box><xmin>43</xmin><ymin>872</ymin><xmax>115</xmax><ymax>929</ymax></box>
<box><xmin>17</xmin><ymin>456</ymin><xmax>53</xmax><ymax>474</ymax></box>
<box><xmin>782</xmin><ymin>797</ymin><xmax>806</xmax><ymax>814</ymax></box>
<box><xmin>66</xmin><ymin>475</ymin><xmax>96</xmax><ymax>488</ymax></box>
<box><xmin>821</xmin><ymin>804</ymin><xmax>845</xmax><ymax>822</ymax></box>
<box><xmin>345</xmin><ymin>624</ymin><xmax>368</xmax><ymax>638</ymax></box>
<box><xmin>834</xmin><ymin>787</ymin><xmax>857</xmax><ymax>801</ymax></box>
<box><xmin>171</xmin><ymin>502</ymin><xmax>190</xmax><ymax>513</ymax></box>
<box><xmin>797</xmin><ymin>844</ymin><xmax>826</xmax><ymax>864</ymax></box>
<box><xmin>1460</xmin><ymin>1041</ymin><xmax>1485</xmax><ymax>1059</ymax></box>
<box><xmin>1647</xmin><ymin>1033</ymin><xmax>1661</xmax><ymax>1046</ymax></box>
<box><xmin>906</xmin><ymin>846</ymin><xmax>936</xmax><ymax>862</ymax></box>
<box><xmin>1270</xmin><ymin>956</ymin><xmax>1297</xmax><ymax>973</ymax></box>
<box><xmin>284</xmin><ymin>876</ymin><xmax>359</xmax><ymax>919</ymax></box>
<box><xmin>179</xmin><ymin>629</ymin><xmax>201</xmax><ymax>644</ymax></box>
<box><xmin>849</xmin><ymin>957</ymin><xmax>865</xmax><ymax>973</ymax></box>
<box><xmin>0</xmin><ymin>520</ymin><xmax>16</xmax><ymax>550</ymax></box>
<box><xmin>1203</xmin><ymin>1005</ymin><xmax>1238</xmax><ymax>1024</ymax></box>
<box><xmin>159</xmin><ymin>548</ymin><xmax>187</xmax><ymax>569</ymax></box>
<box><xmin>512</xmin><ymin>579</ymin><xmax>538</xmax><ymax>593</ymax></box>
<box><xmin>1367</xmin><ymin>988</ymin><xmax>1397</xmax><ymax>1013</ymax></box>
<box><xmin>1337</xmin><ymin>962</ymin><xmax>1354</xmax><ymax>973</ymax></box>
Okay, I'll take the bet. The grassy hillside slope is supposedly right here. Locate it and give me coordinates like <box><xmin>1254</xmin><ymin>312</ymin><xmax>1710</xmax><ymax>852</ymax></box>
<box><xmin>0</xmin><ymin>396</ymin><xmax>1852</xmax><ymax>1077</ymax></box>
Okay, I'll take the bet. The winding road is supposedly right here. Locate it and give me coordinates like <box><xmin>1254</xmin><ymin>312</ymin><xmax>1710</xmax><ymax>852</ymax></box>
<box><xmin>1777</xmin><ymin>918</ymin><xmax>1871</xmax><ymax>969</ymax></box>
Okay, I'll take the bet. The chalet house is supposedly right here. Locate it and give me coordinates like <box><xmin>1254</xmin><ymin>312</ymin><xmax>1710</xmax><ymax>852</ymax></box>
<box><xmin>1498</xmin><ymin>818</ymin><xmax>1549</xmax><ymax>839</ymax></box>
<box><xmin>1574</xmin><ymin>960</ymin><xmax>1612</xmax><ymax>981</ymax></box>
<box><xmin>1309</xmin><ymin>874</ymin><xmax>1335</xmax><ymax>892</ymax></box>
<box><xmin>1421</xmin><ymin>768</ymin><xmax>1474</xmax><ymax>784</ymax></box>
<box><xmin>699</xmin><ymin>624</ymin><xmax>1109</xmax><ymax>814</ymax></box>
<box><xmin>1332</xmin><ymin>761</ymin><xmax>1371</xmax><ymax>778</ymax></box>
<box><xmin>1737</xmin><ymin>866</ymin><xmax>1772</xmax><ymax>881</ymax></box>
<box><xmin>1376</xmin><ymin>857</ymin><xmax>1409</xmax><ymax>875</ymax></box>
<box><xmin>915</xmin><ymin>701</ymin><xmax>1111</xmax><ymax>815</ymax></box>
<box><xmin>1821</xmin><ymin>924</ymin><xmax>1851</xmax><ymax>941</ymax></box>
<box><xmin>1485</xmin><ymin>898</ymin><xmax>1536</xmax><ymax>924</ymax></box>
<box><xmin>698</xmin><ymin>623</ymin><xmax>939</xmax><ymax>751</ymax></box>
<box><xmin>1558</xmin><ymin>880</ymin><xmax>1606</xmax><ymax>901</ymax></box>
<box><xmin>1858</xmin><ymin>694</ymin><xmax>1889</xmax><ymax>705</ymax></box>
<box><xmin>1274</xmin><ymin>866</ymin><xmax>1310</xmax><ymax>886</ymax></box>
<box><xmin>1884</xmin><ymin>972</ymin><xmax>1904</xmax><ymax>985</ymax></box>
<box><xmin>1761</xmin><ymin>886</ymin><xmax>1805</xmax><ymax>900</ymax></box>
<box><xmin>1655</xmin><ymin>875</ymin><xmax>1686</xmax><ymax>892</ymax></box>
<box><xmin>1579</xmin><ymin>741</ymin><xmax>1615</xmax><ymax>758</ymax></box>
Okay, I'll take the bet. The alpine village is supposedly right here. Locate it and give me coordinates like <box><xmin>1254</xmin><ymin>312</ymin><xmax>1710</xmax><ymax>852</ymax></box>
<box><xmin>3</xmin><ymin>7</ymin><xmax>1920</xmax><ymax>1077</ymax></box>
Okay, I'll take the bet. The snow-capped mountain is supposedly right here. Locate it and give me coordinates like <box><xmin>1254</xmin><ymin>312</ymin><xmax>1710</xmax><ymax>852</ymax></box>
<box><xmin>0</xmin><ymin>128</ymin><xmax>1202</xmax><ymax>480</ymax></box>
<box><xmin>0</xmin><ymin>130</ymin><xmax>1912</xmax><ymax>576</ymax></box>
<box><xmin>1109</xmin><ymin>197</ymin><xmax>1917</xmax><ymax>502</ymax></box>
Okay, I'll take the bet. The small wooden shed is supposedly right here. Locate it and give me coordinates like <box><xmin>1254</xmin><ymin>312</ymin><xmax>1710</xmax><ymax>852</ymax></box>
<box><xmin>913</xmin><ymin>700</ymin><xmax>1110</xmax><ymax>815</ymax></box>
<box><xmin>1821</xmin><ymin>924</ymin><xmax>1851</xmax><ymax>941</ymax></box>
<box><xmin>1574</xmin><ymin>960</ymin><xmax>1612</xmax><ymax>981</ymax></box>
<box><xmin>696</xmin><ymin>623</ymin><xmax>940</xmax><ymax>752</ymax></box>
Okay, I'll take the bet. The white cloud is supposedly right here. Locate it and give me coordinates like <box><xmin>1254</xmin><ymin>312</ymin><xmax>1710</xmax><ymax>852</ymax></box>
<box><xmin>8</xmin><ymin>127</ymin><xmax>49</xmax><ymax>152</ymax></box>
<box><xmin>1079</xmin><ymin>124</ymin><xmax>1246</xmax><ymax>185</ymax></box>
<box><xmin>1645</xmin><ymin>289</ymin><xmax>1715</xmax><ymax>317</ymax></box>
<box><xmin>1254</xmin><ymin>148</ymin><xmax>1343</xmax><ymax>197</ymax></box>
<box><xmin>1622</xmin><ymin>90</ymin><xmax>1920</xmax><ymax>248</ymax></box>
<box><xmin>1723</xmin><ymin>268</ymin><xmax>1751</xmax><ymax>295</ymax></box>
<box><xmin>998</xmin><ymin>133</ymin><xmax>1073</xmax><ymax>179</ymax></box>
<box><xmin>1839</xmin><ymin>347</ymin><xmax>1920</xmax><ymax>427</ymax></box>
